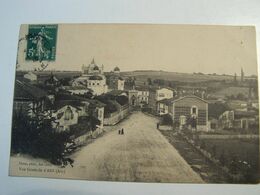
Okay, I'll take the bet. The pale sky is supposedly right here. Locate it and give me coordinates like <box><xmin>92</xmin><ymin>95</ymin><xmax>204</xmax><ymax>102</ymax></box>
<box><xmin>17</xmin><ymin>24</ymin><xmax>257</xmax><ymax>75</ymax></box>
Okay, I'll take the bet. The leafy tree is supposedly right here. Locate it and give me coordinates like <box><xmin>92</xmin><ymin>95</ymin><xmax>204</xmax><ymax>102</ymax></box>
<box><xmin>147</xmin><ymin>78</ymin><xmax>152</xmax><ymax>85</ymax></box>
<box><xmin>115</xmin><ymin>95</ymin><xmax>128</xmax><ymax>106</ymax></box>
<box><xmin>11</xmin><ymin>109</ymin><xmax>75</xmax><ymax>166</ymax></box>
<box><xmin>211</xmin><ymin>145</ymin><xmax>217</xmax><ymax>157</ymax></box>
<box><xmin>161</xmin><ymin>114</ymin><xmax>173</xmax><ymax>125</ymax></box>
<box><xmin>208</xmin><ymin>102</ymin><xmax>230</xmax><ymax>119</ymax></box>
<box><xmin>219</xmin><ymin>150</ymin><xmax>226</xmax><ymax>166</ymax></box>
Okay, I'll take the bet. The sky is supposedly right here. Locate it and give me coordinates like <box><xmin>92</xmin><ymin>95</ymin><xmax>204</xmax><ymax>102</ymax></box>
<box><xmin>17</xmin><ymin>24</ymin><xmax>257</xmax><ymax>75</ymax></box>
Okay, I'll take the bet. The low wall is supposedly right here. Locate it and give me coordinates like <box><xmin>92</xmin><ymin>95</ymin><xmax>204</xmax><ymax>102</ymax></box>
<box><xmin>74</xmin><ymin>131</ymin><xmax>92</xmax><ymax>146</ymax></box>
<box><xmin>104</xmin><ymin>105</ymin><xmax>130</xmax><ymax>126</ymax></box>
<box><xmin>159</xmin><ymin>125</ymin><xmax>173</xmax><ymax>131</ymax></box>
<box><xmin>74</xmin><ymin>127</ymin><xmax>104</xmax><ymax>146</ymax></box>
<box><xmin>198</xmin><ymin>134</ymin><xmax>259</xmax><ymax>139</ymax></box>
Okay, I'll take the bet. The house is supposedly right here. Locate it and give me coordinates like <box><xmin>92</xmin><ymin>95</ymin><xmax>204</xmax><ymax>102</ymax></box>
<box><xmin>52</xmin><ymin>93</ymin><xmax>105</xmax><ymax>129</ymax></box>
<box><xmin>227</xmin><ymin>100</ymin><xmax>248</xmax><ymax>111</ymax></box>
<box><xmin>135</xmin><ymin>86</ymin><xmax>149</xmax><ymax>106</ymax></box>
<box><xmin>157</xmin><ymin>98</ymin><xmax>176</xmax><ymax>115</ymax></box>
<box><xmin>62</xmin><ymin>85</ymin><xmax>93</xmax><ymax>95</ymax></box>
<box><xmin>218</xmin><ymin>110</ymin><xmax>235</xmax><ymax>129</ymax></box>
<box><xmin>13</xmin><ymin>80</ymin><xmax>47</xmax><ymax>117</ymax></box>
<box><xmin>233</xmin><ymin>110</ymin><xmax>258</xmax><ymax>130</ymax></box>
<box><xmin>23</xmin><ymin>71</ymin><xmax>37</xmax><ymax>82</ymax></box>
<box><xmin>168</xmin><ymin>96</ymin><xmax>209</xmax><ymax>131</ymax></box>
<box><xmin>52</xmin><ymin>104</ymin><xmax>80</xmax><ymax>132</ymax></box>
<box><xmin>44</xmin><ymin>73</ymin><xmax>60</xmax><ymax>87</ymax></box>
<box><xmin>217</xmin><ymin>109</ymin><xmax>258</xmax><ymax>130</ymax></box>
<box><xmin>148</xmin><ymin>87</ymin><xmax>174</xmax><ymax>113</ymax></box>
<box><xmin>156</xmin><ymin>87</ymin><xmax>174</xmax><ymax>101</ymax></box>
<box><xmin>72</xmin><ymin>58</ymin><xmax>108</xmax><ymax>96</ymax></box>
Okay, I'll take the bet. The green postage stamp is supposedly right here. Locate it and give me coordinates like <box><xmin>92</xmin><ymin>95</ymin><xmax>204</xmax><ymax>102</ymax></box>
<box><xmin>26</xmin><ymin>24</ymin><xmax>58</xmax><ymax>61</ymax></box>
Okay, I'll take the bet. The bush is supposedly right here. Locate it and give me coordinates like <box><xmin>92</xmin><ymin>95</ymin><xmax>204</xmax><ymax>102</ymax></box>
<box><xmin>161</xmin><ymin>114</ymin><xmax>173</xmax><ymax>125</ymax></box>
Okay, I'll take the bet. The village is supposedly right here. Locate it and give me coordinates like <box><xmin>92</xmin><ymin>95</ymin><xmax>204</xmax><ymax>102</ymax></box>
<box><xmin>12</xmin><ymin>58</ymin><xmax>259</xmax><ymax>183</ymax></box>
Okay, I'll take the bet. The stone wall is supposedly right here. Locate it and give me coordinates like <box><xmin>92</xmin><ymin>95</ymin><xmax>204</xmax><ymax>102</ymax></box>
<box><xmin>104</xmin><ymin>104</ymin><xmax>130</xmax><ymax>125</ymax></box>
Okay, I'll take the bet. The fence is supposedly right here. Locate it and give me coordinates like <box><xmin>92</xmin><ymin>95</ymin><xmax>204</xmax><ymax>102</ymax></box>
<box><xmin>104</xmin><ymin>104</ymin><xmax>130</xmax><ymax>125</ymax></box>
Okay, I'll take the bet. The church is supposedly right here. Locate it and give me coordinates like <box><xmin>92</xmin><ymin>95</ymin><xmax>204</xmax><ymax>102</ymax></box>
<box><xmin>72</xmin><ymin>58</ymin><xmax>108</xmax><ymax>96</ymax></box>
<box><xmin>107</xmin><ymin>66</ymin><xmax>125</xmax><ymax>91</ymax></box>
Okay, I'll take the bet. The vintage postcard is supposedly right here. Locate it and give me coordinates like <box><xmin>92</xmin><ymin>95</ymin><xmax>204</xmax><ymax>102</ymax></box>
<box><xmin>9</xmin><ymin>24</ymin><xmax>259</xmax><ymax>183</ymax></box>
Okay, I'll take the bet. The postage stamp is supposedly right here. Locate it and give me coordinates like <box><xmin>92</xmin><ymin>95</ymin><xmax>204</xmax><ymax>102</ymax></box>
<box><xmin>26</xmin><ymin>24</ymin><xmax>58</xmax><ymax>62</ymax></box>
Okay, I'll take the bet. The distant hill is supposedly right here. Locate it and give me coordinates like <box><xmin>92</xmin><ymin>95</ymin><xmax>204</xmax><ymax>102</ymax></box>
<box><xmin>121</xmin><ymin>70</ymin><xmax>234</xmax><ymax>83</ymax></box>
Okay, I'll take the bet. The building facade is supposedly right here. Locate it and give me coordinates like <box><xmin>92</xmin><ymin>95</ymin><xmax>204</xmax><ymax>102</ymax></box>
<box><xmin>107</xmin><ymin>67</ymin><xmax>125</xmax><ymax>91</ymax></box>
<box><xmin>169</xmin><ymin>96</ymin><xmax>209</xmax><ymax>131</ymax></box>
<box><xmin>72</xmin><ymin>58</ymin><xmax>108</xmax><ymax>96</ymax></box>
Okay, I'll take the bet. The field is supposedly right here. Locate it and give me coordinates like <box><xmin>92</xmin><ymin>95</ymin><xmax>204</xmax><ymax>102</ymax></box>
<box><xmin>202</xmin><ymin>138</ymin><xmax>259</xmax><ymax>168</ymax></box>
<box><xmin>122</xmin><ymin>70</ymin><xmax>234</xmax><ymax>83</ymax></box>
<box><xmin>214</xmin><ymin>86</ymin><xmax>250</xmax><ymax>97</ymax></box>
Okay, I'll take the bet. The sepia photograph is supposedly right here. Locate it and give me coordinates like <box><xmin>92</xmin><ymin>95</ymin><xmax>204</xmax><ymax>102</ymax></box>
<box><xmin>9</xmin><ymin>24</ymin><xmax>259</xmax><ymax>184</ymax></box>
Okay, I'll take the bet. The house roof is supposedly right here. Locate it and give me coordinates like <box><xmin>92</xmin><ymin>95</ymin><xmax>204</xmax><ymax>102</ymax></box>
<box><xmin>63</xmin><ymin>85</ymin><xmax>93</xmax><ymax>91</ymax></box>
<box><xmin>158</xmin><ymin>95</ymin><xmax>208</xmax><ymax>105</ymax></box>
<box><xmin>55</xmin><ymin>93</ymin><xmax>105</xmax><ymax>108</ymax></box>
<box><xmin>173</xmin><ymin>95</ymin><xmax>209</xmax><ymax>104</ymax></box>
<box><xmin>157</xmin><ymin>97</ymin><xmax>178</xmax><ymax>104</ymax></box>
<box><xmin>53</xmin><ymin>100</ymin><xmax>84</xmax><ymax>111</ymax></box>
<box><xmin>14</xmin><ymin>80</ymin><xmax>47</xmax><ymax>100</ymax></box>
<box><xmin>135</xmin><ymin>85</ymin><xmax>150</xmax><ymax>91</ymax></box>
<box><xmin>89</xmin><ymin>75</ymin><xmax>103</xmax><ymax>80</ymax></box>
<box><xmin>107</xmin><ymin>90</ymin><xmax>128</xmax><ymax>96</ymax></box>
<box><xmin>234</xmin><ymin>110</ymin><xmax>257</xmax><ymax>119</ymax></box>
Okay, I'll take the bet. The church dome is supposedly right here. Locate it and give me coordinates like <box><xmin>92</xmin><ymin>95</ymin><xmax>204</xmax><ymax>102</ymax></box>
<box><xmin>93</xmin><ymin>65</ymin><xmax>99</xmax><ymax>71</ymax></box>
<box><xmin>114</xmin><ymin>66</ymin><xmax>120</xmax><ymax>72</ymax></box>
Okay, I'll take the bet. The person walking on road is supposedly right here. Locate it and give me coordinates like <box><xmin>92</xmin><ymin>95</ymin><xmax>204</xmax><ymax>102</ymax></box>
<box><xmin>121</xmin><ymin>128</ymin><xmax>124</xmax><ymax>135</ymax></box>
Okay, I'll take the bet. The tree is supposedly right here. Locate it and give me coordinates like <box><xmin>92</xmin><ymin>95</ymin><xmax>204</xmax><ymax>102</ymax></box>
<box><xmin>11</xmin><ymin>108</ymin><xmax>75</xmax><ymax>166</ymax></box>
<box><xmin>115</xmin><ymin>95</ymin><xmax>128</xmax><ymax>106</ymax></box>
<box><xmin>219</xmin><ymin>150</ymin><xmax>226</xmax><ymax>166</ymax></box>
<box><xmin>161</xmin><ymin>114</ymin><xmax>173</xmax><ymax>125</ymax></box>
<box><xmin>208</xmin><ymin>102</ymin><xmax>230</xmax><ymax>119</ymax></box>
<box><xmin>147</xmin><ymin>78</ymin><xmax>152</xmax><ymax>85</ymax></box>
<box><xmin>211</xmin><ymin>145</ymin><xmax>217</xmax><ymax>157</ymax></box>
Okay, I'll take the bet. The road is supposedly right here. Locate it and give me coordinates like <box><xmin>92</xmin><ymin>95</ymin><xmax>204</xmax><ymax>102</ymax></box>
<box><xmin>66</xmin><ymin>111</ymin><xmax>203</xmax><ymax>183</ymax></box>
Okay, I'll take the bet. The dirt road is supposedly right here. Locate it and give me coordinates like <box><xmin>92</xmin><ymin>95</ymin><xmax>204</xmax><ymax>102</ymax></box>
<box><xmin>67</xmin><ymin>112</ymin><xmax>203</xmax><ymax>183</ymax></box>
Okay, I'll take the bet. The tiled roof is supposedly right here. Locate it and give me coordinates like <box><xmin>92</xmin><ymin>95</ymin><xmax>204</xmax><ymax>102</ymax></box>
<box><xmin>14</xmin><ymin>80</ymin><xmax>47</xmax><ymax>100</ymax></box>
<box><xmin>55</xmin><ymin>93</ymin><xmax>105</xmax><ymax>108</ymax></box>
<box><xmin>107</xmin><ymin>90</ymin><xmax>128</xmax><ymax>96</ymax></box>
<box><xmin>157</xmin><ymin>97</ymin><xmax>178</xmax><ymax>104</ymax></box>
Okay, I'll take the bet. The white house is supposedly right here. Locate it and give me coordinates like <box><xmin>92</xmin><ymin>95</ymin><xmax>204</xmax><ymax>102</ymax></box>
<box><xmin>24</xmin><ymin>71</ymin><xmax>37</xmax><ymax>82</ymax></box>
<box><xmin>155</xmin><ymin>87</ymin><xmax>174</xmax><ymax>101</ymax></box>
<box><xmin>63</xmin><ymin>86</ymin><xmax>93</xmax><ymax>95</ymax></box>
<box><xmin>53</xmin><ymin>105</ymin><xmax>80</xmax><ymax>132</ymax></box>
<box><xmin>72</xmin><ymin>58</ymin><xmax>108</xmax><ymax>96</ymax></box>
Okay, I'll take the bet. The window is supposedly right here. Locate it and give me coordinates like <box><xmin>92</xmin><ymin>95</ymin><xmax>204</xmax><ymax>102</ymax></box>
<box><xmin>192</xmin><ymin>107</ymin><xmax>196</xmax><ymax>114</ymax></box>
<box><xmin>64</xmin><ymin>106</ymin><xmax>74</xmax><ymax>120</ymax></box>
<box><xmin>159</xmin><ymin>93</ymin><xmax>165</xmax><ymax>97</ymax></box>
<box><xmin>191</xmin><ymin>106</ymin><xmax>198</xmax><ymax>116</ymax></box>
